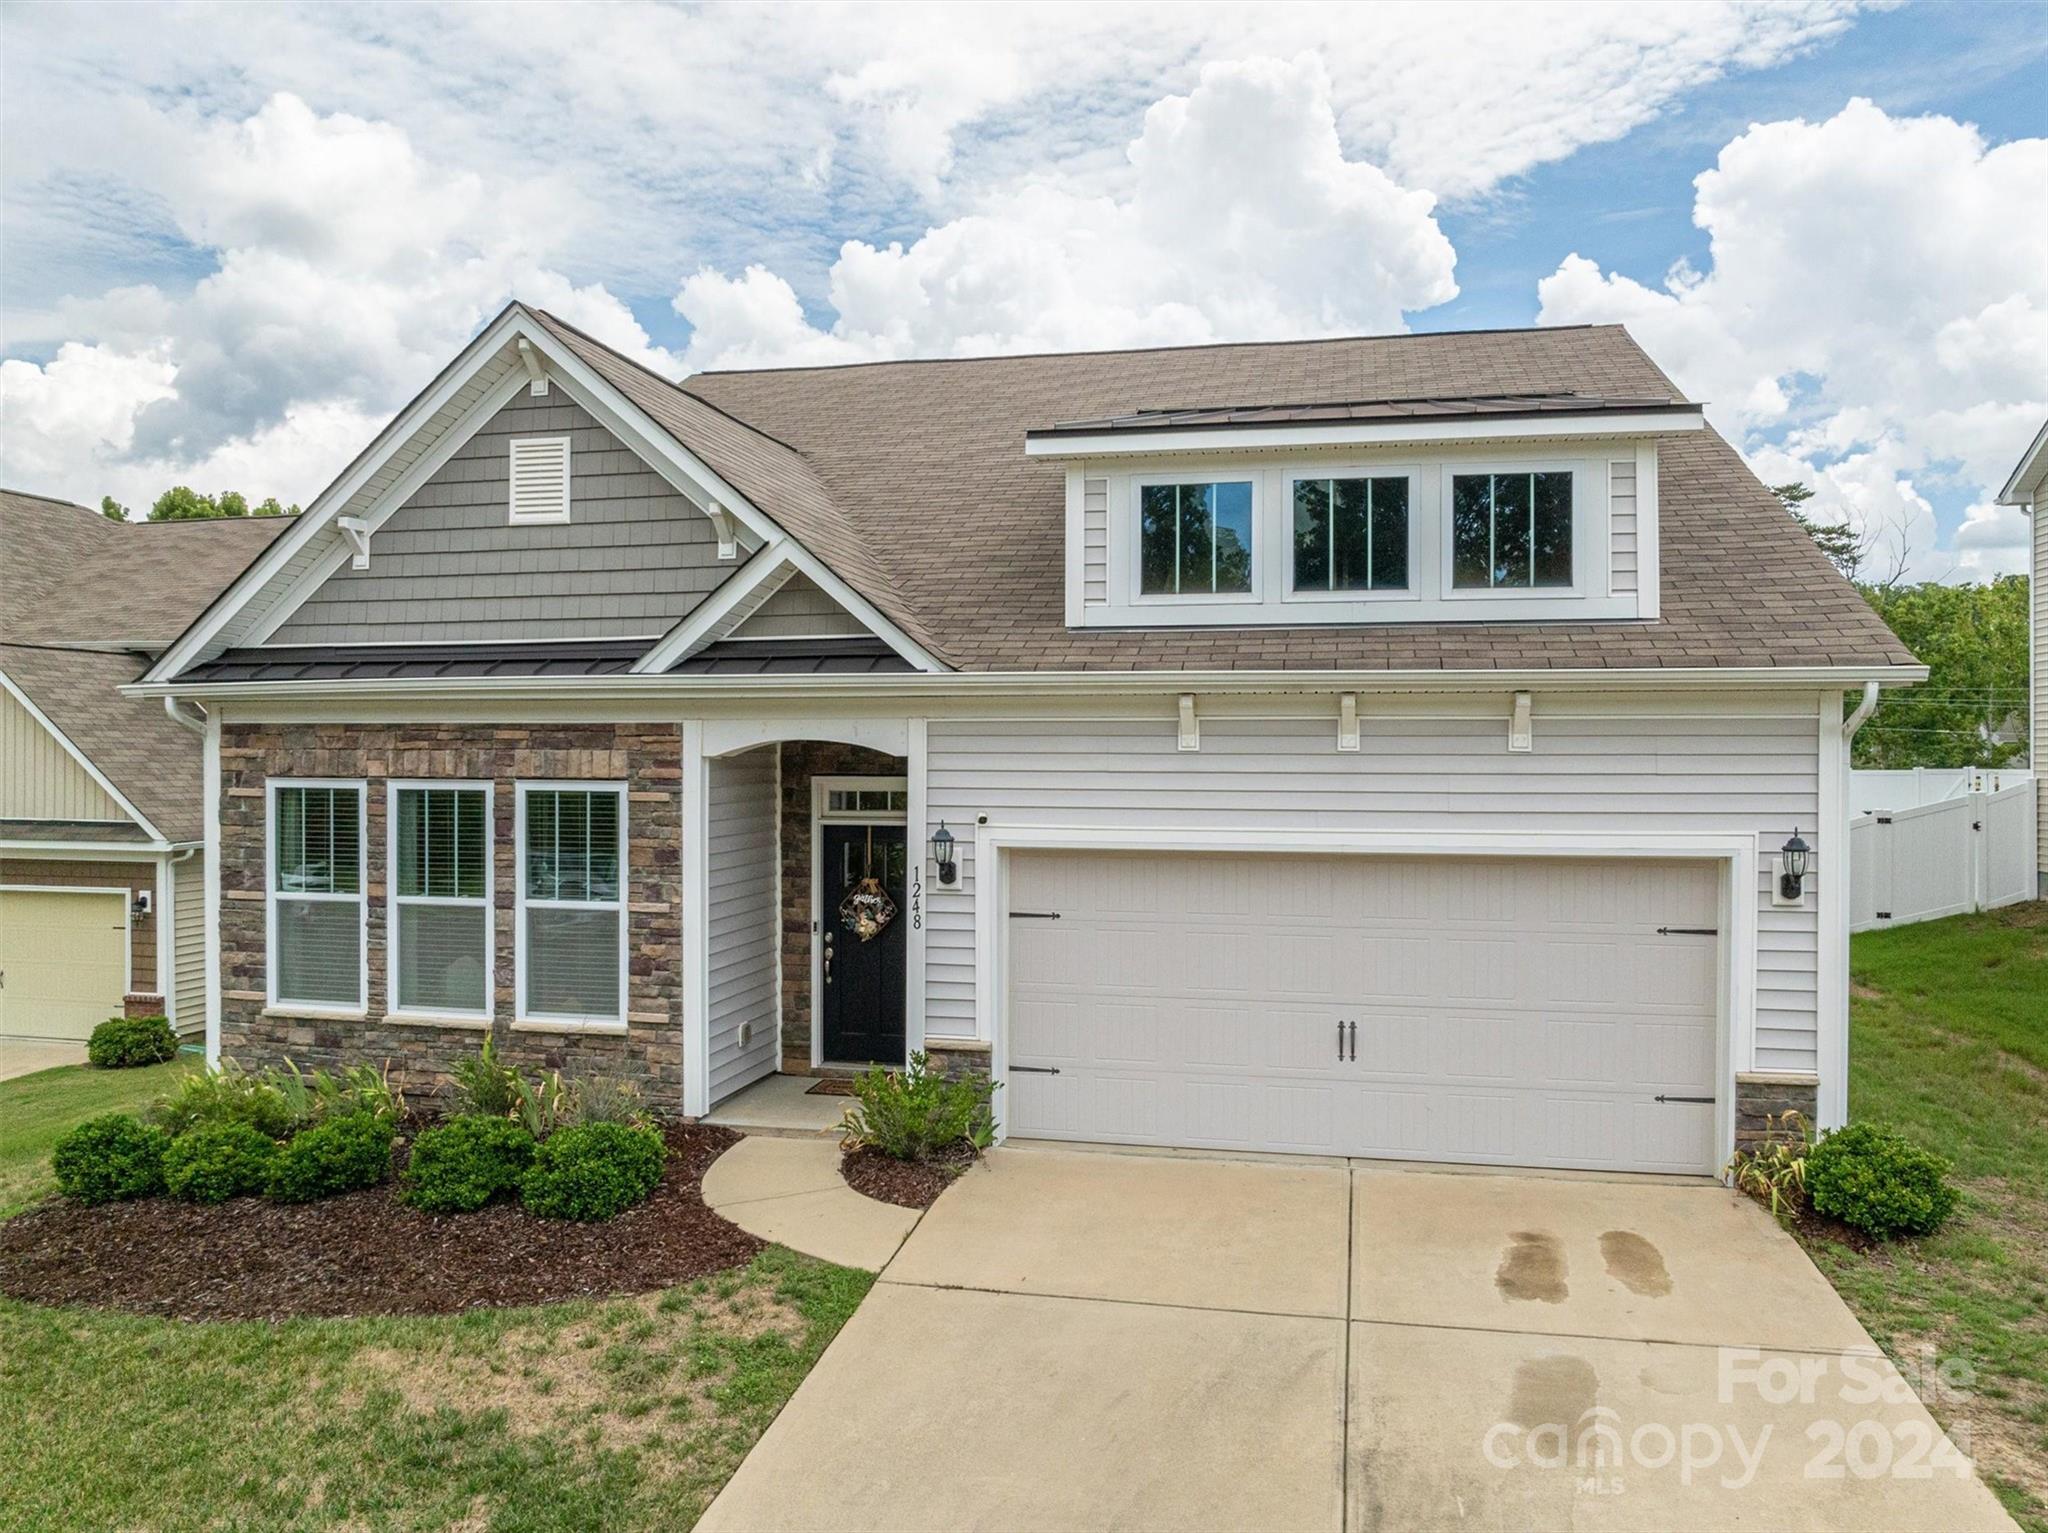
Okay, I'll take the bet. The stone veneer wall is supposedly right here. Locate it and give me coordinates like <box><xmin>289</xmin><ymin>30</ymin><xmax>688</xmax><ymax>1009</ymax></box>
<box><xmin>218</xmin><ymin>722</ymin><xmax>683</xmax><ymax>1102</ymax></box>
<box><xmin>1733</xmin><ymin>1072</ymin><xmax>1819</xmax><ymax>1151</ymax></box>
<box><xmin>776</xmin><ymin>741</ymin><xmax>905</xmax><ymax>1072</ymax></box>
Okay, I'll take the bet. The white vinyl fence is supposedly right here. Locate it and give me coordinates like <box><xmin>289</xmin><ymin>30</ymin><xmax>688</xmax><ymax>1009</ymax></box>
<box><xmin>1849</xmin><ymin>782</ymin><xmax>2038</xmax><ymax>933</ymax></box>
<box><xmin>1849</xmin><ymin>766</ymin><xmax>2032</xmax><ymax>814</ymax></box>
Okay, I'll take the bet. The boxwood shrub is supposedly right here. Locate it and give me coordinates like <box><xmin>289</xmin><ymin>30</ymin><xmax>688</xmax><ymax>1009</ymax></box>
<box><xmin>86</xmin><ymin>1014</ymin><xmax>178</xmax><ymax>1069</ymax></box>
<box><xmin>266</xmin><ymin>1112</ymin><xmax>395</xmax><ymax>1204</ymax></box>
<box><xmin>51</xmin><ymin>1113</ymin><xmax>170</xmax><ymax>1204</ymax></box>
<box><xmin>402</xmin><ymin>1115</ymin><xmax>536</xmax><ymax>1214</ymax></box>
<box><xmin>520</xmin><ymin>1121</ymin><xmax>665</xmax><ymax>1221</ymax></box>
<box><xmin>163</xmin><ymin>1121</ymin><xmax>278</xmax><ymax>1204</ymax></box>
<box><xmin>1807</xmin><ymin>1121</ymin><xmax>1959</xmax><ymax>1239</ymax></box>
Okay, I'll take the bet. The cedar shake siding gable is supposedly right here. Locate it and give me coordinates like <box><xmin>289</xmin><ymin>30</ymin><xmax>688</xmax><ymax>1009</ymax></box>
<box><xmin>270</xmin><ymin>390</ymin><xmax>762</xmax><ymax>647</ymax></box>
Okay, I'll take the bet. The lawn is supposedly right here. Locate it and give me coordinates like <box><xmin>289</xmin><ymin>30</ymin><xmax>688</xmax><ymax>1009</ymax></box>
<box><xmin>0</xmin><ymin>1061</ymin><xmax>871</xmax><ymax>1531</ymax></box>
<box><xmin>1813</xmin><ymin>901</ymin><xmax>2048</xmax><ymax>1531</ymax></box>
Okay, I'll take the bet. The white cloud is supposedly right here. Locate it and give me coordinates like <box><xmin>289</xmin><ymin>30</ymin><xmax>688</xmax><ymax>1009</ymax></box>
<box><xmin>0</xmin><ymin>342</ymin><xmax>178</xmax><ymax>490</ymax></box>
<box><xmin>677</xmin><ymin>55</ymin><xmax>1458</xmax><ymax>369</ymax></box>
<box><xmin>1538</xmin><ymin>98</ymin><xmax>2048</xmax><ymax>581</ymax></box>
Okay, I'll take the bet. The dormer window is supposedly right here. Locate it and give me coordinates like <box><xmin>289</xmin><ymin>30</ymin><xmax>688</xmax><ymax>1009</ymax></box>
<box><xmin>1139</xmin><ymin>480</ymin><xmax>1253</xmax><ymax>596</ymax></box>
<box><xmin>509</xmin><ymin>435</ymin><xmax>572</xmax><ymax>525</ymax></box>
<box><xmin>1451</xmin><ymin>471</ymin><xmax>1573</xmax><ymax>589</ymax></box>
<box><xmin>1293</xmin><ymin>476</ymin><xmax>1410</xmax><ymax>592</ymax></box>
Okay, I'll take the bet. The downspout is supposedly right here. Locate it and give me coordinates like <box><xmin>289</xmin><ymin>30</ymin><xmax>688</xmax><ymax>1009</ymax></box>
<box><xmin>164</xmin><ymin>696</ymin><xmax>207</xmax><ymax>736</ymax></box>
<box><xmin>1843</xmin><ymin>680</ymin><xmax>1880</xmax><ymax>741</ymax></box>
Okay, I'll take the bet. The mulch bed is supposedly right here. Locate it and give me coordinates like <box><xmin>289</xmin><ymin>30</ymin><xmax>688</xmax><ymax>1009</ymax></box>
<box><xmin>0</xmin><ymin>1123</ymin><xmax>764</xmax><ymax>1322</ymax></box>
<box><xmin>839</xmin><ymin>1143</ymin><xmax>976</xmax><ymax>1210</ymax></box>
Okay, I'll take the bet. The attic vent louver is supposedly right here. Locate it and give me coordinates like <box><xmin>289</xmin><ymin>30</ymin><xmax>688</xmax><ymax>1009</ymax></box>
<box><xmin>509</xmin><ymin>435</ymin><xmax>571</xmax><ymax>524</ymax></box>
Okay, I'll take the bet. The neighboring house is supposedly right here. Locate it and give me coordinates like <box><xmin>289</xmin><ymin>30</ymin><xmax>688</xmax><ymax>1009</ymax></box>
<box><xmin>0</xmin><ymin>490</ymin><xmax>287</xmax><ymax>1041</ymax></box>
<box><xmin>1995</xmin><ymin>420</ymin><xmax>2047</xmax><ymax>898</ymax></box>
<box><xmin>130</xmin><ymin>306</ymin><xmax>1925</xmax><ymax>1176</ymax></box>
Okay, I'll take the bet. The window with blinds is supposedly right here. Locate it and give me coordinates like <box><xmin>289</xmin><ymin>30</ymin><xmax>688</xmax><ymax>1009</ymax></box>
<box><xmin>517</xmin><ymin>785</ymin><xmax>626</xmax><ymax>1024</ymax></box>
<box><xmin>392</xmin><ymin>784</ymin><xmax>492</xmax><ymax>1018</ymax></box>
<box><xmin>508</xmin><ymin>435</ymin><xmax>572</xmax><ymax>524</ymax></box>
<box><xmin>270</xmin><ymin>782</ymin><xmax>364</xmax><ymax>1010</ymax></box>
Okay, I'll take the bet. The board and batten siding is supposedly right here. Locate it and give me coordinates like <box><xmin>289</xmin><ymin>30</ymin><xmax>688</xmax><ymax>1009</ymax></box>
<box><xmin>272</xmin><ymin>390</ymin><xmax>760</xmax><ymax>646</ymax></box>
<box><xmin>704</xmin><ymin>746</ymin><xmax>780</xmax><ymax>1101</ymax></box>
<box><xmin>1082</xmin><ymin>477</ymin><xmax>1109</xmax><ymax>606</ymax></box>
<box><xmin>729</xmin><ymin>572</ymin><xmax>869</xmax><ymax>639</ymax></box>
<box><xmin>0</xmin><ymin>682</ymin><xmax>129</xmax><ymax>822</ymax></box>
<box><xmin>921</xmin><ymin>695</ymin><xmax>1826</xmax><ymax>1074</ymax></box>
<box><xmin>1609</xmin><ymin>458</ymin><xmax>1638</xmax><ymax>596</ymax></box>
<box><xmin>172</xmin><ymin>851</ymin><xmax>207</xmax><ymax>1034</ymax></box>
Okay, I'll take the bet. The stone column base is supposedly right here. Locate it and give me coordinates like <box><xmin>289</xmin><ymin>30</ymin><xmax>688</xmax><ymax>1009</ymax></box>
<box><xmin>1734</xmin><ymin>1071</ymin><xmax>1818</xmax><ymax>1151</ymax></box>
<box><xmin>923</xmin><ymin>1039</ymin><xmax>992</xmax><ymax>1080</ymax></box>
<box><xmin>122</xmin><ymin>993</ymin><xmax>167</xmax><ymax>1020</ymax></box>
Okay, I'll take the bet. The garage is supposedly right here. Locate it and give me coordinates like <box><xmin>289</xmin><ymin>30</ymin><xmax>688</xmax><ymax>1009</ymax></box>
<box><xmin>0</xmin><ymin>888</ymin><xmax>131</xmax><ymax>1042</ymax></box>
<box><xmin>1004</xmin><ymin>849</ymin><xmax>1722</xmax><ymax>1174</ymax></box>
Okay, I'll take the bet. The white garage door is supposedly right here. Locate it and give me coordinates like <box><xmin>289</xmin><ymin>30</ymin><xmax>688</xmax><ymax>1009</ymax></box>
<box><xmin>0</xmin><ymin>888</ymin><xmax>131</xmax><ymax>1042</ymax></box>
<box><xmin>1005</xmin><ymin>851</ymin><xmax>1721</xmax><ymax>1174</ymax></box>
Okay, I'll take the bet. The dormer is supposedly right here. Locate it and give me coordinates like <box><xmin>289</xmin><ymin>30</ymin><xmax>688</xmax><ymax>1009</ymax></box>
<box><xmin>1031</xmin><ymin>393</ymin><xmax>1703</xmax><ymax>628</ymax></box>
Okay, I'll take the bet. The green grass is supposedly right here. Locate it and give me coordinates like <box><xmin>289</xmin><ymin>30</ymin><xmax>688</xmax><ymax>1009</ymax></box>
<box><xmin>0</xmin><ymin>1055</ymin><xmax>196</xmax><ymax>1217</ymax></box>
<box><xmin>0</xmin><ymin>1061</ymin><xmax>872</xmax><ymax>1530</ymax></box>
<box><xmin>1809</xmin><ymin>902</ymin><xmax>2048</xmax><ymax>1530</ymax></box>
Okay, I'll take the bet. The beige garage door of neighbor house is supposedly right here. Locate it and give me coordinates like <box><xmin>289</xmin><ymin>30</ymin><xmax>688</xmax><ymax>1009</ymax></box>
<box><xmin>1005</xmin><ymin>850</ymin><xmax>1722</xmax><ymax>1175</ymax></box>
<box><xmin>0</xmin><ymin>888</ymin><xmax>130</xmax><ymax>1042</ymax></box>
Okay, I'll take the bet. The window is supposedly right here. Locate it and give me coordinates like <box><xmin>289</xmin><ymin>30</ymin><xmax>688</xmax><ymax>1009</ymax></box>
<box><xmin>517</xmin><ymin>785</ymin><xmax>625</xmax><ymax>1025</ymax></box>
<box><xmin>391</xmin><ymin>785</ymin><xmax>492</xmax><ymax>1019</ymax></box>
<box><xmin>1452</xmin><ymin>471</ymin><xmax>1573</xmax><ymax>589</ymax></box>
<box><xmin>508</xmin><ymin>435</ymin><xmax>571</xmax><ymax>524</ymax></box>
<box><xmin>1139</xmin><ymin>480</ymin><xmax>1253</xmax><ymax>595</ymax></box>
<box><xmin>825</xmin><ymin>789</ymin><xmax>907</xmax><ymax>814</ymax></box>
<box><xmin>1293</xmin><ymin>476</ymin><xmax>1409</xmax><ymax>591</ymax></box>
<box><xmin>269</xmin><ymin>782</ymin><xmax>364</xmax><ymax>1010</ymax></box>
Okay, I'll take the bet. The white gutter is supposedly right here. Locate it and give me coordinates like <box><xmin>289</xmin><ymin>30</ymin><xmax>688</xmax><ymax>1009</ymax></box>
<box><xmin>1024</xmin><ymin>408</ymin><xmax>1705</xmax><ymax>458</ymax></box>
<box><xmin>124</xmin><ymin>662</ymin><xmax>1929</xmax><ymax>706</ymax></box>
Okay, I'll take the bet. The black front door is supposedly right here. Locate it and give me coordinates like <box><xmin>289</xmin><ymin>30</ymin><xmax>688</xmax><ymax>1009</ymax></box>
<box><xmin>821</xmin><ymin>823</ymin><xmax>907</xmax><ymax>1064</ymax></box>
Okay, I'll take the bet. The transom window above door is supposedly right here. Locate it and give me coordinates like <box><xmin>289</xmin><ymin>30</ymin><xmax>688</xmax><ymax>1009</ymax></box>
<box><xmin>1139</xmin><ymin>480</ymin><xmax>1253</xmax><ymax>596</ymax></box>
<box><xmin>1452</xmin><ymin>470</ymin><xmax>1573</xmax><ymax>589</ymax></box>
<box><xmin>1292</xmin><ymin>476</ymin><xmax>1410</xmax><ymax>592</ymax></box>
<box><xmin>825</xmin><ymin>788</ymin><xmax>907</xmax><ymax>814</ymax></box>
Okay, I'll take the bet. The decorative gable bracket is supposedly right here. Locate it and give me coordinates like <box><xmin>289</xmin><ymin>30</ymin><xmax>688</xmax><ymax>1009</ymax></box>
<box><xmin>1508</xmin><ymin>690</ymin><xmax>1534</xmax><ymax>753</ymax></box>
<box><xmin>706</xmin><ymin>502</ymin><xmax>739</xmax><ymax>560</ymax></box>
<box><xmin>516</xmin><ymin>337</ymin><xmax>550</xmax><ymax>396</ymax></box>
<box><xmin>335</xmin><ymin>516</ymin><xmax>374</xmax><ymax>571</ymax></box>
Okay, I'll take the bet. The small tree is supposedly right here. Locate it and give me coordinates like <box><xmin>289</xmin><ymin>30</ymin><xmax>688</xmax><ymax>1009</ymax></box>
<box><xmin>146</xmin><ymin>487</ymin><xmax>299</xmax><ymax>521</ymax></box>
<box><xmin>100</xmin><ymin>495</ymin><xmax>129</xmax><ymax>522</ymax></box>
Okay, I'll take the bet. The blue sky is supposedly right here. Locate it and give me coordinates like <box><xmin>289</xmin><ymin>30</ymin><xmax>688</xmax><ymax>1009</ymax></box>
<box><xmin>2</xmin><ymin>1</ymin><xmax>2042</xmax><ymax>578</ymax></box>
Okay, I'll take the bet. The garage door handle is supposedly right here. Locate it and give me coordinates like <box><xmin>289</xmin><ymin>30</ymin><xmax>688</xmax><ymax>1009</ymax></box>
<box><xmin>1654</xmin><ymin>1095</ymin><xmax>1715</xmax><ymax>1104</ymax></box>
<box><xmin>1010</xmin><ymin>911</ymin><xmax>1062</xmax><ymax>921</ymax></box>
<box><xmin>1010</xmin><ymin>1065</ymin><xmax>1061</xmax><ymax>1075</ymax></box>
<box><xmin>1657</xmin><ymin>927</ymin><xmax>1719</xmax><ymax>937</ymax></box>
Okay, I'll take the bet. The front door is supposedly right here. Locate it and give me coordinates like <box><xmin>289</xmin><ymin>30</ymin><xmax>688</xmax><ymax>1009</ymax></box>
<box><xmin>820</xmin><ymin>823</ymin><xmax>908</xmax><ymax>1064</ymax></box>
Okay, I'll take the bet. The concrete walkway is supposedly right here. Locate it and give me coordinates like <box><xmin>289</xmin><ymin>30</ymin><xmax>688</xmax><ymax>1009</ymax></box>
<box><xmin>700</xmin><ymin>1135</ymin><xmax>919</xmax><ymax>1270</ymax></box>
<box><xmin>700</xmin><ymin>1144</ymin><xmax>2017</xmax><ymax>1533</ymax></box>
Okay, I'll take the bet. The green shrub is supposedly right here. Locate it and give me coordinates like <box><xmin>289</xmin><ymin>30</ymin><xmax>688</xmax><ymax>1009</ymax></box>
<box><xmin>51</xmin><ymin>1113</ymin><xmax>170</xmax><ymax>1204</ymax></box>
<box><xmin>151</xmin><ymin>1062</ymin><xmax>295</xmax><ymax>1140</ymax></box>
<box><xmin>510</xmin><ymin>1068</ymin><xmax>572</xmax><ymax>1139</ymax></box>
<box><xmin>447</xmin><ymin>1037</ymin><xmax>522</xmax><ymax>1119</ymax></box>
<box><xmin>520</xmin><ymin>1122</ymin><xmax>666</xmax><ymax>1221</ymax></box>
<box><xmin>1724</xmin><ymin>1112</ymin><xmax>1812</xmax><ymax>1223</ymax></box>
<box><xmin>86</xmin><ymin>1014</ymin><xmax>178</xmax><ymax>1069</ymax></box>
<box><xmin>567</xmin><ymin>1074</ymin><xmax>645</xmax><ymax>1128</ymax></box>
<box><xmin>402</xmin><ymin>1116</ymin><xmax>537</xmax><ymax>1213</ymax></box>
<box><xmin>163</xmin><ymin>1122</ymin><xmax>278</xmax><ymax>1204</ymax></box>
<box><xmin>839</xmin><ymin>1051</ymin><xmax>997</xmax><ymax>1162</ymax></box>
<box><xmin>265</xmin><ymin>1112</ymin><xmax>395</xmax><ymax>1203</ymax></box>
<box><xmin>276</xmin><ymin>1060</ymin><xmax>402</xmax><ymax>1128</ymax></box>
<box><xmin>1807</xmin><ymin>1121</ymin><xmax>1959</xmax><ymax>1239</ymax></box>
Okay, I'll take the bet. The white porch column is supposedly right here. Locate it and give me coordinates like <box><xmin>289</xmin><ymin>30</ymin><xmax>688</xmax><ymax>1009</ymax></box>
<box><xmin>681</xmin><ymin>718</ymin><xmax>711</xmax><ymax>1117</ymax></box>
<box><xmin>203</xmin><ymin>707</ymin><xmax>222</xmax><ymax>1067</ymax></box>
<box><xmin>905</xmin><ymin>716</ymin><xmax>928</xmax><ymax>1058</ymax></box>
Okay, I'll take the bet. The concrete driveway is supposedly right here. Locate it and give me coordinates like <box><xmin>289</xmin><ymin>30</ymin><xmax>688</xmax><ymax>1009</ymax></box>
<box><xmin>700</xmin><ymin>1146</ymin><xmax>2016</xmax><ymax>1532</ymax></box>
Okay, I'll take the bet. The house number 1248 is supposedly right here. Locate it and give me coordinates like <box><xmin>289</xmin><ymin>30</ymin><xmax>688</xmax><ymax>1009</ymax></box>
<box><xmin>910</xmin><ymin>867</ymin><xmax>922</xmax><ymax>931</ymax></box>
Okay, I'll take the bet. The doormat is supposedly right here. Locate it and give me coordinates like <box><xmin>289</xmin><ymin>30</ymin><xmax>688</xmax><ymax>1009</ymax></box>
<box><xmin>805</xmin><ymin>1078</ymin><xmax>859</xmax><ymax>1097</ymax></box>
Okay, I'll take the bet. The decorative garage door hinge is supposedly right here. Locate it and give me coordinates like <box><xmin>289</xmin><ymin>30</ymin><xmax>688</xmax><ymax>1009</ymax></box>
<box><xmin>1009</xmin><ymin>1065</ymin><xmax>1061</xmax><ymax>1074</ymax></box>
<box><xmin>1656</xmin><ymin>926</ymin><xmax>1719</xmax><ymax>936</ymax></box>
<box><xmin>1653</xmin><ymin>1094</ymin><xmax>1716</xmax><ymax>1104</ymax></box>
<box><xmin>1009</xmin><ymin>910</ymin><xmax>1062</xmax><ymax>920</ymax></box>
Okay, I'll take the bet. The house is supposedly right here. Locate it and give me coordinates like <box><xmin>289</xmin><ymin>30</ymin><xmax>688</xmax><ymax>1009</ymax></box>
<box><xmin>1995</xmin><ymin>420</ymin><xmax>2047</xmax><ymax>899</ymax></box>
<box><xmin>1</xmin><ymin>490</ymin><xmax>287</xmax><ymax>1042</ymax></box>
<box><xmin>128</xmin><ymin>305</ymin><xmax>1925</xmax><ymax>1175</ymax></box>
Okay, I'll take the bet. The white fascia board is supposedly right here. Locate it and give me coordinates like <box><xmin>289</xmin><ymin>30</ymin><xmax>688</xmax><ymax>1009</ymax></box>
<box><xmin>145</xmin><ymin>306</ymin><xmax>539</xmax><ymax>684</ymax></box>
<box><xmin>633</xmin><ymin>546</ymin><xmax>799</xmax><ymax>673</ymax></box>
<box><xmin>123</xmin><ymin>660</ymin><xmax>1930</xmax><ymax>707</ymax></box>
<box><xmin>1024</xmin><ymin>409</ymin><xmax>1706</xmax><ymax>459</ymax></box>
<box><xmin>0</xmin><ymin>838</ymin><xmax>178</xmax><ymax>857</ymax></box>
<box><xmin>1995</xmin><ymin>418</ymin><xmax>2048</xmax><ymax>506</ymax></box>
<box><xmin>0</xmin><ymin>666</ymin><xmax>167</xmax><ymax>842</ymax></box>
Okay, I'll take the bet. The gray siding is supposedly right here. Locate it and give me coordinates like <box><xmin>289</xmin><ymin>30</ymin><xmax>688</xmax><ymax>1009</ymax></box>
<box><xmin>730</xmin><ymin>572</ymin><xmax>868</xmax><ymax>639</ymax></box>
<box><xmin>706</xmin><ymin>746</ymin><xmax>779</xmax><ymax>1102</ymax></box>
<box><xmin>0</xmin><ymin>682</ymin><xmax>128</xmax><ymax>822</ymax></box>
<box><xmin>274</xmin><ymin>390</ymin><xmax>760</xmax><ymax>645</ymax></box>
<box><xmin>1082</xmin><ymin>477</ymin><xmax>1109</xmax><ymax>605</ymax></box>
<box><xmin>1610</xmin><ymin>458</ymin><xmax>1638</xmax><ymax>595</ymax></box>
<box><xmin>922</xmin><ymin>696</ymin><xmax>1825</xmax><ymax>1073</ymax></box>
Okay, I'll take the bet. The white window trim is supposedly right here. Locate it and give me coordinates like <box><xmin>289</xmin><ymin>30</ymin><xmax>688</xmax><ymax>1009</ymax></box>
<box><xmin>514</xmin><ymin>780</ymin><xmax>628</xmax><ymax>1032</ymax></box>
<box><xmin>1439</xmin><ymin>461</ymin><xmax>1591</xmax><ymax>601</ymax></box>
<box><xmin>1281</xmin><ymin>468</ymin><xmax>1422</xmax><ymax>605</ymax></box>
<box><xmin>1130</xmin><ymin>473</ymin><xmax>1260</xmax><ymax>606</ymax></box>
<box><xmin>266</xmin><ymin>777</ymin><xmax>368</xmax><ymax>1018</ymax></box>
<box><xmin>386</xmin><ymin>779</ymin><xmax>495</xmax><ymax>1026</ymax></box>
<box><xmin>508</xmin><ymin>434</ymin><xmax>573</xmax><ymax>526</ymax></box>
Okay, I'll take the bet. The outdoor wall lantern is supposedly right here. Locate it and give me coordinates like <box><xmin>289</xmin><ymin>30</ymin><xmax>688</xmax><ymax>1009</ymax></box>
<box><xmin>1778</xmin><ymin>829</ymin><xmax>1811</xmax><ymax>901</ymax></box>
<box><xmin>930</xmin><ymin>821</ymin><xmax>958</xmax><ymax>886</ymax></box>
